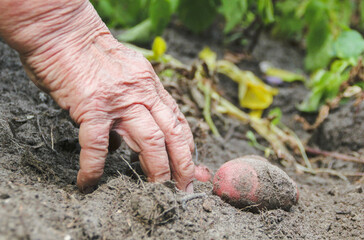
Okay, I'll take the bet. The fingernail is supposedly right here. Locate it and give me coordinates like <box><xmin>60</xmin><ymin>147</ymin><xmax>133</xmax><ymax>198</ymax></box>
<box><xmin>186</xmin><ymin>182</ymin><xmax>194</xmax><ymax>193</ymax></box>
<box><xmin>79</xmin><ymin>185</ymin><xmax>97</xmax><ymax>194</ymax></box>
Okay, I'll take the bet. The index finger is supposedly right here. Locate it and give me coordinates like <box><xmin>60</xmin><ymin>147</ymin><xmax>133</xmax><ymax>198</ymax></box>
<box><xmin>149</xmin><ymin>100</ymin><xmax>195</xmax><ymax>192</ymax></box>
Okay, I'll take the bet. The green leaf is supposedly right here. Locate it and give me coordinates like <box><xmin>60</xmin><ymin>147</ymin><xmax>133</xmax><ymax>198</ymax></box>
<box><xmin>268</xmin><ymin>107</ymin><xmax>282</xmax><ymax>125</ymax></box>
<box><xmin>246</xmin><ymin>131</ymin><xmax>266</xmax><ymax>151</ymax></box>
<box><xmin>117</xmin><ymin>19</ymin><xmax>154</xmax><ymax>43</ymax></box>
<box><xmin>297</xmin><ymin>88</ymin><xmax>324</xmax><ymax>112</ymax></box>
<box><xmin>305</xmin><ymin>6</ymin><xmax>330</xmax><ymax>53</ymax></box>
<box><xmin>334</xmin><ymin>30</ymin><xmax>364</xmax><ymax>59</ymax></box>
<box><xmin>114</xmin><ymin>0</ymin><xmax>150</xmax><ymax>27</ymax></box>
<box><xmin>177</xmin><ymin>0</ymin><xmax>217</xmax><ymax>33</ymax></box>
<box><xmin>220</xmin><ymin>0</ymin><xmax>248</xmax><ymax>33</ymax></box>
<box><xmin>257</xmin><ymin>0</ymin><xmax>274</xmax><ymax>24</ymax></box>
<box><xmin>149</xmin><ymin>0</ymin><xmax>173</xmax><ymax>35</ymax></box>
<box><xmin>169</xmin><ymin>0</ymin><xmax>180</xmax><ymax>12</ymax></box>
<box><xmin>93</xmin><ymin>0</ymin><xmax>114</xmax><ymax>19</ymax></box>
<box><xmin>246</xmin><ymin>131</ymin><xmax>259</xmax><ymax>146</ymax></box>
<box><xmin>305</xmin><ymin>35</ymin><xmax>334</xmax><ymax>71</ymax></box>
<box><xmin>334</xmin><ymin>0</ymin><xmax>354</xmax><ymax>27</ymax></box>
<box><xmin>298</xmin><ymin>58</ymin><xmax>354</xmax><ymax>112</ymax></box>
<box><xmin>361</xmin><ymin>0</ymin><xmax>364</xmax><ymax>25</ymax></box>
<box><xmin>272</xmin><ymin>0</ymin><xmax>303</xmax><ymax>39</ymax></box>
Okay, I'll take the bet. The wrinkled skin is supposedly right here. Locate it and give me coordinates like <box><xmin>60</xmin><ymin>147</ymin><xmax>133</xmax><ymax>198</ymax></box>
<box><xmin>0</xmin><ymin>0</ymin><xmax>195</xmax><ymax>192</ymax></box>
<box><xmin>194</xmin><ymin>164</ymin><xmax>213</xmax><ymax>182</ymax></box>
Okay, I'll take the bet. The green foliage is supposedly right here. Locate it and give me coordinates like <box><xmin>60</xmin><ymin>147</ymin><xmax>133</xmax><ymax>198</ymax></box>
<box><xmin>257</xmin><ymin>0</ymin><xmax>274</xmax><ymax>24</ymax></box>
<box><xmin>149</xmin><ymin>0</ymin><xmax>173</xmax><ymax>35</ymax></box>
<box><xmin>334</xmin><ymin>30</ymin><xmax>364</xmax><ymax>59</ymax></box>
<box><xmin>91</xmin><ymin>0</ymin><xmax>277</xmax><ymax>42</ymax></box>
<box><xmin>298</xmin><ymin>28</ymin><xmax>364</xmax><ymax>112</ymax></box>
<box><xmin>177</xmin><ymin>0</ymin><xmax>218</xmax><ymax>33</ymax></box>
<box><xmin>272</xmin><ymin>0</ymin><xmax>304</xmax><ymax>39</ymax></box>
<box><xmin>220</xmin><ymin>0</ymin><xmax>248</xmax><ymax>33</ymax></box>
<box><xmin>304</xmin><ymin>1</ymin><xmax>332</xmax><ymax>71</ymax></box>
<box><xmin>91</xmin><ymin>0</ymin><xmax>364</xmax><ymax>112</ymax></box>
<box><xmin>91</xmin><ymin>0</ymin><xmax>150</xmax><ymax>28</ymax></box>
<box><xmin>273</xmin><ymin>0</ymin><xmax>363</xmax><ymax>72</ymax></box>
<box><xmin>268</xmin><ymin>107</ymin><xmax>282</xmax><ymax>125</ymax></box>
<box><xmin>361</xmin><ymin>1</ymin><xmax>364</xmax><ymax>28</ymax></box>
<box><xmin>297</xmin><ymin>59</ymin><xmax>357</xmax><ymax>112</ymax></box>
<box><xmin>118</xmin><ymin>19</ymin><xmax>153</xmax><ymax>43</ymax></box>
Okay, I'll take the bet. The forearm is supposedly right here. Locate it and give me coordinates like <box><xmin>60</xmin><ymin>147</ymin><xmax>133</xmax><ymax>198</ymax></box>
<box><xmin>0</xmin><ymin>0</ymin><xmax>110</xmax><ymax>55</ymax></box>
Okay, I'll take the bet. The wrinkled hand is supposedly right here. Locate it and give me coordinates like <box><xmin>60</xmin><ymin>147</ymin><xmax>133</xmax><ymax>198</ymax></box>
<box><xmin>0</xmin><ymin>0</ymin><xmax>195</xmax><ymax>192</ymax></box>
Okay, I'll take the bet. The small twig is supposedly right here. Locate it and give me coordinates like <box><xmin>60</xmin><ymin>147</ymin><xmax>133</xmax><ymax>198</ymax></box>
<box><xmin>120</xmin><ymin>155</ymin><xmax>145</xmax><ymax>189</ymax></box>
<box><xmin>50</xmin><ymin>125</ymin><xmax>54</xmax><ymax>151</ymax></box>
<box><xmin>340</xmin><ymin>172</ymin><xmax>364</xmax><ymax>177</ymax></box>
<box><xmin>284</xmin><ymin>127</ymin><xmax>313</xmax><ymax>170</ymax></box>
<box><xmin>314</xmin><ymin>168</ymin><xmax>349</xmax><ymax>182</ymax></box>
<box><xmin>295</xmin><ymin>164</ymin><xmax>349</xmax><ymax>182</ymax></box>
<box><xmin>295</xmin><ymin>105</ymin><xmax>330</xmax><ymax>131</ymax></box>
<box><xmin>239</xmin><ymin>203</ymin><xmax>262</xmax><ymax>212</ymax></box>
<box><xmin>305</xmin><ymin>146</ymin><xmax>364</xmax><ymax>164</ymax></box>
<box><xmin>36</xmin><ymin>115</ymin><xmax>56</xmax><ymax>153</ymax></box>
<box><xmin>36</xmin><ymin>116</ymin><xmax>48</xmax><ymax>146</ymax></box>
<box><xmin>179</xmin><ymin>193</ymin><xmax>207</xmax><ymax>210</ymax></box>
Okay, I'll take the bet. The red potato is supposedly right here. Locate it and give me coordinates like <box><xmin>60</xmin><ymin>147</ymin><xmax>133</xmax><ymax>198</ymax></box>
<box><xmin>194</xmin><ymin>164</ymin><xmax>213</xmax><ymax>182</ymax></box>
<box><xmin>213</xmin><ymin>156</ymin><xmax>299</xmax><ymax>211</ymax></box>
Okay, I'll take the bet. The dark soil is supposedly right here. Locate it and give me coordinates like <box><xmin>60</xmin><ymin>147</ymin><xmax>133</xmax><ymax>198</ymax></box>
<box><xmin>1</xmin><ymin>29</ymin><xmax>363</xmax><ymax>240</ymax></box>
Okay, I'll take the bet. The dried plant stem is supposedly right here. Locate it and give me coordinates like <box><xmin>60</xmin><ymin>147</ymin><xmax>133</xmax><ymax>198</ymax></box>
<box><xmin>202</xmin><ymin>82</ymin><xmax>221</xmax><ymax>138</ymax></box>
<box><xmin>121</xmin><ymin>155</ymin><xmax>145</xmax><ymax>189</ymax></box>
<box><xmin>305</xmin><ymin>146</ymin><xmax>364</xmax><ymax>164</ymax></box>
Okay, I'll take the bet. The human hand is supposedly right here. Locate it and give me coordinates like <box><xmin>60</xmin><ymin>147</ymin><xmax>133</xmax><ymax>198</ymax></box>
<box><xmin>0</xmin><ymin>0</ymin><xmax>195</xmax><ymax>192</ymax></box>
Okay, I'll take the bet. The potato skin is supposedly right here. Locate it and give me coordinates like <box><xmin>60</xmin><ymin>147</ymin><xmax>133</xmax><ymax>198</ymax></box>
<box><xmin>213</xmin><ymin>156</ymin><xmax>299</xmax><ymax>211</ymax></box>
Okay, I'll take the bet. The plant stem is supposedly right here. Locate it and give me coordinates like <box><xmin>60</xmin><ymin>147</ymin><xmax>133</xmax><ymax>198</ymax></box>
<box><xmin>203</xmin><ymin>82</ymin><xmax>221</xmax><ymax>138</ymax></box>
<box><xmin>305</xmin><ymin>146</ymin><xmax>364</xmax><ymax>164</ymax></box>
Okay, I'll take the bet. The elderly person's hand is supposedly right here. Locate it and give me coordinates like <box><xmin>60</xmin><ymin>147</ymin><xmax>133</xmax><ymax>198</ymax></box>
<box><xmin>0</xmin><ymin>0</ymin><xmax>195</xmax><ymax>192</ymax></box>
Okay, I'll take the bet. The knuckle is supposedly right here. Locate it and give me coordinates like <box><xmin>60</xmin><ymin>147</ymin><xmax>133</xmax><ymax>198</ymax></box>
<box><xmin>170</xmin><ymin>102</ymin><xmax>179</xmax><ymax>115</ymax></box>
<box><xmin>174</xmin><ymin>159</ymin><xmax>195</xmax><ymax>181</ymax></box>
<box><xmin>170</xmin><ymin>121</ymin><xmax>184</xmax><ymax>136</ymax></box>
<box><xmin>133</xmin><ymin>69</ymin><xmax>155</xmax><ymax>81</ymax></box>
<box><xmin>141</xmin><ymin>128</ymin><xmax>165</xmax><ymax>148</ymax></box>
<box><xmin>85</xmin><ymin>133</ymin><xmax>109</xmax><ymax>150</ymax></box>
<box><xmin>180</xmin><ymin>159</ymin><xmax>195</xmax><ymax>176</ymax></box>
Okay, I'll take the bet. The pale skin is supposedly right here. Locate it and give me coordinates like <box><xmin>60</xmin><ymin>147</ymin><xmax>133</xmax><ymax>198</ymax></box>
<box><xmin>0</xmin><ymin>0</ymin><xmax>195</xmax><ymax>192</ymax></box>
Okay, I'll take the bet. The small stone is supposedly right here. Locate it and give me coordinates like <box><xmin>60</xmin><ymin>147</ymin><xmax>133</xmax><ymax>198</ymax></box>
<box><xmin>202</xmin><ymin>199</ymin><xmax>214</xmax><ymax>212</ymax></box>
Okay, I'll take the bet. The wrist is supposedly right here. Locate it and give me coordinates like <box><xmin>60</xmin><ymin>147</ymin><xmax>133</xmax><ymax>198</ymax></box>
<box><xmin>0</xmin><ymin>0</ymin><xmax>118</xmax><ymax>112</ymax></box>
<box><xmin>0</xmin><ymin>0</ymin><xmax>109</xmax><ymax>56</ymax></box>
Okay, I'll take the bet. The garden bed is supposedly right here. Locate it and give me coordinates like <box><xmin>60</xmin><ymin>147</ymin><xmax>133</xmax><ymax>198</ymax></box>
<box><xmin>0</xmin><ymin>30</ymin><xmax>363</xmax><ymax>239</ymax></box>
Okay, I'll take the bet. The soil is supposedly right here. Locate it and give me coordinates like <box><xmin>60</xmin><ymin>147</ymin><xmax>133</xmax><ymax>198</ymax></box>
<box><xmin>1</xmin><ymin>28</ymin><xmax>364</xmax><ymax>240</ymax></box>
